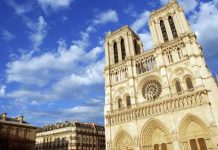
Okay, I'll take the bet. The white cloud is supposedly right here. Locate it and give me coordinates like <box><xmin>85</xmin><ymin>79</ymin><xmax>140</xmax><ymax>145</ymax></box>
<box><xmin>1</xmin><ymin>29</ymin><xmax>16</xmax><ymax>41</ymax></box>
<box><xmin>7</xmin><ymin>0</ymin><xmax>32</xmax><ymax>15</ymax></box>
<box><xmin>124</xmin><ymin>3</ymin><xmax>137</xmax><ymax>17</ymax></box>
<box><xmin>59</xmin><ymin>99</ymin><xmax>104</xmax><ymax>122</ymax></box>
<box><xmin>131</xmin><ymin>11</ymin><xmax>150</xmax><ymax>32</ymax></box>
<box><xmin>190</xmin><ymin>1</ymin><xmax>218</xmax><ymax>61</ymax></box>
<box><xmin>29</xmin><ymin>16</ymin><xmax>47</xmax><ymax>50</ymax></box>
<box><xmin>179</xmin><ymin>0</ymin><xmax>198</xmax><ymax>13</ymax></box>
<box><xmin>52</xmin><ymin>58</ymin><xmax>104</xmax><ymax>98</ymax></box>
<box><xmin>62</xmin><ymin>106</ymin><xmax>100</xmax><ymax>114</ymax></box>
<box><xmin>38</xmin><ymin>0</ymin><xmax>74</xmax><ymax>10</ymax></box>
<box><xmin>160</xmin><ymin>0</ymin><xmax>169</xmax><ymax>5</ymax></box>
<box><xmin>7</xmin><ymin>89</ymin><xmax>57</xmax><ymax>102</ymax></box>
<box><xmin>93</xmin><ymin>10</ymin><xmax>119</xmax><ymax>25</ymax></box>
<box><xmin>0</xmin><ymin>86</ymin><xmax>6</xmax><ymax>97</ymax></box>
<box><xmin>130</xmin><ymin>10</ymin><xmax>152</xmax><ymax>50</ymax></box>
<box><xmin>138</xmin><ymin>32</ymin><xmax>153</xmax><ymax>50</ymax></box>
<box><xmin>159</xmin><ymin>0</ymin><xmax>198</xmax><ymax>14</ymax></box>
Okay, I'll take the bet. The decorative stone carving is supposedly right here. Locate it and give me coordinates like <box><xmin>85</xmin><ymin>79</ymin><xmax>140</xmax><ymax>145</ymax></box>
<box><xmin>142</xmin><ymin>80</ymin><xmax>162</xmax><ymax>101</ymax></box>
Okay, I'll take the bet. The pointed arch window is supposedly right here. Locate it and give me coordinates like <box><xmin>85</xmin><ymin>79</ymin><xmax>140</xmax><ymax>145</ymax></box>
<box><xmin>126</xmin><ymin>96</ymin><xmax>131</xmax><ymax>107</ymax></box>
<box><xmin>114</xmin><ymin>42</ymin><xmax>119</xmax><ymax>64</ymax></box>
<box><xmin>168</xmin><ymin>16</ymin><xmax>178</xmax><ymax>39</ymax></box>
<box><xmin>134</xmin><ymin>39</ymin><xmax>140</xmax><ymax>55</ymax></box>
<box><xmin>118</xmin><ymin>98</ymin><xmax>122</xmax><ymax>109</ymax></box>
<box><xmin>160</xmin><ymin>20</ymin><xmax>168</xmax><ymax>42</ymax></box>
<box><xmin>121</xmin><ymin>39</ymin><xmax>126</xmax><ymax>60</ymax></box>
<box><xmin>186</xmin><ymin>77</ymin><xmax>194</xmax><ymax>91</ymax></box>
<box><xmin>175</xmin><ymin>81</ymin><xmax>182</xmax><ymax>94</ymax></box>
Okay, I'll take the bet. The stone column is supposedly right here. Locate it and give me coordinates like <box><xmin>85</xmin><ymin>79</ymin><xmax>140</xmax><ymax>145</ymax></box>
<box><xmin>149</xmin><ymin>21</ymin><xmax>159</xmax><ymax>46</ymax></box>
<box><xmin>124</xmin><ymin>34</ymin><xmax>130</xmax><ymax>57</ymax></box>
<box><xmin>128</xmin><ymin>33</ymin><xmax>135</xmax><ymax>56</ymax></box>
<box><xmin>172</xmin><ymin>140</ymin><xmax>181</xmax><ymax>150</ymax></box>
<box><xmin>110</xmin><ymin>43</ymin><xmax>115</xmax><ymax>65</ymax></box>
<box><xmin>117</xmin><ymin>39</ymin><xmax>122</xmax><ymax>62</ymax></box>
<box><xmin>173</xmin><ymin>13</ymin><xmax>182</xmax><ymax>35</ymax></box>
<box><xmin>175</xmin><ymin>10</ymin><xmax>185</xmax><ymax>33</ymax></box>
<box><xmin>155</xmin><ymin>22</ymin><xmax>164</xmax><ymax>43</ymax></box>
<box><xmin>178</xmin><ymin>9</ymin><xmax>191</xmax><ymax>33</ymax></box>
<box><xmin>105</xmin><ymin>41</ymin><xmax>110</xmax><ymax>66</ymax></box>
<box><xmin>164</xmin><ymin>18</ymin><xmax>173</xmax><ymax>40</ymax></box>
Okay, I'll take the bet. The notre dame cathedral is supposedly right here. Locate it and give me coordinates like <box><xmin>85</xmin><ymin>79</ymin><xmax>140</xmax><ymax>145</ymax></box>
<box><xmin>104</xmin><ymin>0</ymin><xmax>218</xmax><ymax>150</ymax></box>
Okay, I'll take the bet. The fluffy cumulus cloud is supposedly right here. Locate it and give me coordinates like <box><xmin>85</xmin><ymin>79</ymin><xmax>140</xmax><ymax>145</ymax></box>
<box><xmin>38</xmin><ymin>0</ymin><xmax>74</xmax><ymax>10</ymax></box>
<box><xmin>6</xmin><ymin>42</ymin><xmax>104</xmax><ymax>88</ymax></box>
<box><xmin>190</xmin><ymin>1</ymin><xmax>218</xmax><ymax>62</ymax></box>
<box><xmin>93</xmin><ymin>10</ymin><xmax>119</xmax><ymax>25</ymax></box>
<box><xmin>5</xmin><ymin>9</ymin><xmax>111</xmax><ymax>106</ymax></box>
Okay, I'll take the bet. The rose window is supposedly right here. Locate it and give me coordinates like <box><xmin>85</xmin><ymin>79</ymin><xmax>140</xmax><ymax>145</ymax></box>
<box><xmin>142</xmin><ymin>80</ymin><xmax>162</xmax><ymax>101</ymax></box>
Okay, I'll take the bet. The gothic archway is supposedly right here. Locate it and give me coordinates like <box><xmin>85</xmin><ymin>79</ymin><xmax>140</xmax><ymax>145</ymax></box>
<box><xmin>178</xmin><ymin>114</ymin><xmax>212</xmax><ymax>150</ymax></box>
<box><xmin>140</xmin><ymin>118</ymin><xmax>173</xmax><ymax>150</ymax></box>
<box><xmin>114</xmin><ymin>130</ymin><xmax>134</xmax><ymax>150</ymax></box>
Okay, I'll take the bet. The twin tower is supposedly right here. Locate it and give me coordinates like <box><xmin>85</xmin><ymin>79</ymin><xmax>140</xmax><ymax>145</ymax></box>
<box><xmin>104</xmin><ymin>0</ymin><xmax>218</xmax><ymax>150</ymax></box>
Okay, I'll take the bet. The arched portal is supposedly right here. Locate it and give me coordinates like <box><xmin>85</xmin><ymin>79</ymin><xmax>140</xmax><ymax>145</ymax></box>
<box><xmin>114</xmin><ymin>130</ymin><xmax>134</xmax><ymax>150</ymax></box>
<box><xmin>140</xmin><ymin>119</ymin><xmax>172</xmax><ymax>150</ymax></box>
<box><xmin>179</xmin><ymin>114</ymin><xmax>212</xmax><ymax>150</ymax></box>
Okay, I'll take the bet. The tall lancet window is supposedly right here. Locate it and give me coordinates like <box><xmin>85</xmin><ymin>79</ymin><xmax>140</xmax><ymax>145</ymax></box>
<box><xmin>134</xmin><ymin>39</ymin><xmax>140</xmax><ymax>55</ymax></box>
<box><xmin>160</xmin><ymin>20</ymin><xmax>169</xmax><ymax>42</ymax></box>
<box><xmin>114</xmin><ymin>42</ymin><xmax>119</xmax><ymax>64</ymax></box>
<box><xmin>121</xmin><ymin>39</ymin><xmax>126</xmax><ymax>60</ymax></box>
<box><xmin>168</xmin><ymin>16</ymin><xmax>178</xmax><ymax>38</ymax></box>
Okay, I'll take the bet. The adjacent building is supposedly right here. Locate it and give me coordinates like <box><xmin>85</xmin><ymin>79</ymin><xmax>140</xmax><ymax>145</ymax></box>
<box><xmin>104</xmin><ymin>0</ymin><xmax>218</xmax><ymax>149</ymax></box>
<box><xmin>0</xmin><ymin>113</ymin><xmax>38</xmax><ymax>150</ymax></box>
<box><xmin>36</xmin><ymin>121</ymin><xmax>105</xmax><ymax>150</ymax></box>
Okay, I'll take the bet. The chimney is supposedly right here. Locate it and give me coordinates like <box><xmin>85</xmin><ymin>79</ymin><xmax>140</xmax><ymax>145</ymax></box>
<box><xmin>0</xmin><ymin>113</ymin><xmax>7</xmax><ymax>121</ymax></box>
<box><xmin>16</xmin><ymin>116</ymin><xmax>24</xmax><ymax>123</ymax></box>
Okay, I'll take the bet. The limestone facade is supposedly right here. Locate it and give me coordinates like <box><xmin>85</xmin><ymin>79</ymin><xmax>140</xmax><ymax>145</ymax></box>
<box><xmin>0</xmin><ymin>113</ymin><xmax>37</xmax><ymax>150</ymax></box>
<box><xmin>104</xmin><ymin>0</ymin><xmax>218</xmax><ymax>150</ymax></box>
<box><xmin>35</xmin><ymin>121</ymin><xmax>105</xmax><ymax>150</ymax></box>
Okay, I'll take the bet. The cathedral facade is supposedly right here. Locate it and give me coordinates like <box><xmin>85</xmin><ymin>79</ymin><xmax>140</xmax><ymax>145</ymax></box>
<box><xmin>104</xmin><ymin>0</ymin><xmax>218</xmax><ymax>150</ymax></box>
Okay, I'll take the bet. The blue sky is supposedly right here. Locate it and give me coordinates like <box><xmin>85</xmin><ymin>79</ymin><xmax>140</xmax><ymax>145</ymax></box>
<box><xmin>0</xmin><ymin>0</ymin><xmax>218</xmax><ymax>127</ymax></box>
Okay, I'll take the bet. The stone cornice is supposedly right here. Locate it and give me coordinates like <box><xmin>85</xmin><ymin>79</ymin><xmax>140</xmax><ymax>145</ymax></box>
<box><xmin>105</xmin><ymin>25</ymin><xmax>138</xmax><ymax>40</ymax></box>
<box><xmin>150</xmin><ymin>0</ymin><xmax>179</xmax><ymax>18</ymax></box>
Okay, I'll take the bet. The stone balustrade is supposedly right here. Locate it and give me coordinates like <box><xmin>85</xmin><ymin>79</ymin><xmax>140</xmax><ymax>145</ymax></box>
<box><xmin>106</xmin><ymin>89</ymin><xmax>208</xmax><ymax>125</ymax></box>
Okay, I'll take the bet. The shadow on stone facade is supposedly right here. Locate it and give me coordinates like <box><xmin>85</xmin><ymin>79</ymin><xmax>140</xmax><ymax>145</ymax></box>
<box><xmin>0</xmin><ymin>134</ymin><xmax>35</xmax><ymax>150</ymax></box>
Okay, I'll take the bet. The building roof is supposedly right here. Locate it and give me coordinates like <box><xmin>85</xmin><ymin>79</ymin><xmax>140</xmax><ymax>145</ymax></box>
<box><xmin>0</xmin><ymin>113</ymin><xmax>38</xmax><ymax>129</ymax></box>
<box><xmin>37</xmin><ymin>121</ymin><xmax>104</xmax><ymax>133</ymax></box>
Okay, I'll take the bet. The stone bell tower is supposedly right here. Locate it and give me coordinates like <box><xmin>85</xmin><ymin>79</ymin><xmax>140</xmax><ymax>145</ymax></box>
<box><xmin>104</xmin><ymin>0</ymin><xmax>218</xmax><ymax>150</ymax></box>
<box><xmin>104</xmin><ymin>25</ymin><xmax>144</xmax><ymax>113</ymax></box>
